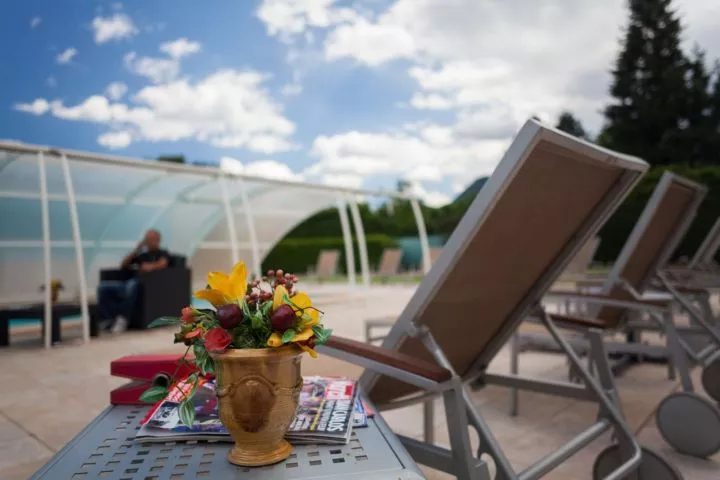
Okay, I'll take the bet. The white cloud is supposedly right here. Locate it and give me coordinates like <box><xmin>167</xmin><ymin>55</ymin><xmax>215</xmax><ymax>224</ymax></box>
<box><xmin>14</xmin><ymin>99</ymin><xmax>51</xmax><ymax>116</ymax></box>
<box><xmin>320</xmin><ymin>173</ymin><xmax>364</xmax><ymax>189</ymax></box>
<box><xmin>98</xmin><ymin>131</ymin><xmax>132</xmax><ymax>149</ymax></box>
<box><xmin>160</xmin><ymin>38</ymin><xmax>202</xmax><ymax>59</ymax></box>
<box><xmin>220</xmin><ymin>156</ymin><xmax>301</xmax><ymax>181</ymax></box>
<box><xmin>407</xmin><ymin>181</ymin><xmax>452</xmax><ymax>207</ymax></box>
<box><xmin>124</xmin><ymin>39</ymin><xmax>200</xmax><ymax>84</ymax></box>
<box><xmin>92</xmin><ymin>13</ymin><xmax>138</xmax><ymax>44</ymax></box>
<box><xmin>325</xmin><ymin>18</ymin><xmax>416</xmax><ymax>66</ymax></box>
<box><xmin>105</xmin><ymin>82</ymin><xmax>128</xmax><ymax>101</ymax></box>
<box><xmin>56</xmin><ymin>48</ymin><xmax>78</xmax><ymax>65</ymax></box>
<box><xmin>306</xmin><ymin>119</ymin><xmax>506</xmax><ymax>188</ymax></box>
<box><xmin>124</xmin><ymin>51</ymin><xmax>179</xmax><ymax>84</ymax></box>
<box><xmin>30</xmin><ymin>17</ymin><xmax>42</xmax><ymax>29</ymax></box>
<box><xmin>257</xmin><ymin>0</ymin><xmax>359</xmax><ymax>42</ymax></box>
<box><xmin>18</xmin><ymin>70</ymin><xmax>295</xmax><ymax>152</ymax></box>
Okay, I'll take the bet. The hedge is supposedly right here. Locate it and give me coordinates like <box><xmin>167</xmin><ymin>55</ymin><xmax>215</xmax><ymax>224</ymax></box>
<box><xmin>261</xmin><ymin>234</ymin><xmax>398</xmax><ymax>275</ymax></box>
<box><xmin>595</xmin><ymin>165</ymin><xmax>720</xmax><ymax>264</ymax></box>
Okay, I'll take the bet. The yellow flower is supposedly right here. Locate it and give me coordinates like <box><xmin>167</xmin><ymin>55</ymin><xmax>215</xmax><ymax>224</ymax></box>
<box><xmin>267</xmin><ymin>326</ymin><xmax>317</xmax><ymax>358</ymax></box>
<box><xmin>272</xmin><ymin>285</ymin><xmax>319</xmax><ymax>327</ymax></box>
<box><xmin>194</xmin><ymin>261</ymin><xmax>248</xmax><ymax>306</ymax></box>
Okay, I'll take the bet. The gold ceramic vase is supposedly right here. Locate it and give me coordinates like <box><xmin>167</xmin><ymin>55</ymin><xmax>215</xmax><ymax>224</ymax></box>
<box><xmin>211</xmin><ymin>345</ymin><xmax>303</xmax><ymax>467</ymax></box>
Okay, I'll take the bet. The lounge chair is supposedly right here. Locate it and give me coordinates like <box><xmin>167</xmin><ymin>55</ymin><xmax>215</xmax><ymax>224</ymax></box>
<box><xmin>563</xmin><ymin>236</ymin><xmax>601</xmax><ymax>279</ymax></box>
<box><xmin>516</xmin><ymin>171</ymin><xmax>720</xmax><ymax>458</ymax></box>
<box><xmin>375</xmin><ymin>248</ymin><xmax>403</xmax><ymax>282</ymax></box>
<box><xmin>307</xmin><ymin>249</ymin><xmax>340</xmax><ymax>283</ymax></box>
<box><xmin>319</xmin><ymin>119</ymin><xmax>681</xmax><ymax>479</ymax></box>
<box><xmin>664</xmin><ymin>216</ymin><xmax>720</xmax><ymax>286</ymax></box>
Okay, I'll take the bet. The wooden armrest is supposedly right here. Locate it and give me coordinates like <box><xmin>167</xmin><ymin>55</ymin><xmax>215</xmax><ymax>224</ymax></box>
<box><xmin>548</xmin><ymin>313</ymin><xmax>610</xmax><ymax>330</ymax></box>
<box><xmin>672</xmin><ymin>285</ymin><xmax>709</xmax><ymax>295</ymax></box>
<box><xmin>325</xmin><ymin>336</ymin><xmax>452</xmax><ymax>383</ymax></box>
<box><xmin>548</xmin><ymin>290</ymin><xmax>672</xmax><ymax>308</ymax></box>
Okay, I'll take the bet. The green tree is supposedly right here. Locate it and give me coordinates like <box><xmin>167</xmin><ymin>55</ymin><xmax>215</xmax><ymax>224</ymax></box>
<box><xmin>681</xmin><ymin>48</ymin><xmax>715</xmax><ymax>166</ymax></box>
<box><xmin>601</xmin><ymin>0</ymin><xmax>689</xmax><ymax>165</ymax></box>
<box><xmin>555</xmin><ymin>112</ymin><xmax>588</xmax><ymax>139</ymax></box>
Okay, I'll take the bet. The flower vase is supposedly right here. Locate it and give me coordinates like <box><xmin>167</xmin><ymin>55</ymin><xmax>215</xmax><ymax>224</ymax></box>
<box><xmin>211</xmin><ymin>345</ymin><xmax>303</xmax><ymax>466</ymax></box>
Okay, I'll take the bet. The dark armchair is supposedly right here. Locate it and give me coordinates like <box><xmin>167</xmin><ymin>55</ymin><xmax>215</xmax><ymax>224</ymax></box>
<box><xmin>99</xmin><ymin>255</ymin><xmax>191</xmax><ymax>329</ymax></box>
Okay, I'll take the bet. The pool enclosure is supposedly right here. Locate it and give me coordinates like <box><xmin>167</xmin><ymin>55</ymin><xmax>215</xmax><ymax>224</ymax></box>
<box><xmin>0</xmin><ymin>141</ymin><xmax>431</xmax><ymax>348</ymax></box>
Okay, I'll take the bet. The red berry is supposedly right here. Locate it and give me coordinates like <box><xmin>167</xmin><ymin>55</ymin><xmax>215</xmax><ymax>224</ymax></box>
<box><xmin>267</xmin><ymin>270</ymin><xmax>275</xmax><ymax>277</ymax></box>
<box><xmin>277</xmin><ymin>277</ymin><xmax>286</xmax><ymax>284</ymax></box>
<box><xmin>216</xmin><ymin>304</ymin><xmax>243</xmax><ymax>329</ymax></box>
<box><xmin>270</xmin><ymin>304</ymin><xmax>295</xmax><ymax>331</ymax></box>
<box><xmin>262</xmin><ymin>292</ymin><xmax>272</xmax><ymax>300</ymax></box>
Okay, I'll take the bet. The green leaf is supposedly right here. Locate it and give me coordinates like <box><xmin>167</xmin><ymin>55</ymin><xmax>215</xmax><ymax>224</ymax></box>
<box><xmin>282</xmin><ymin>293</ymin><xmax>291</xmax><ymax>304</ymax></box>
<box><xmin>147</xmin><ymin>316</ymin><xmax>181</xmax><ymax>328</ymax></box>
<box><xmin>240</xmin><ymin>300</ymin><xmax>252</xmax><ymax>319</ymax></box>
<box><xmin>261</xmin><ymin>300</ymin><xmax>273</xmax><ymax>316</ymax></box>
<box><xmin>139</xmin><ymin>386</ymin><xmax>168</xmax><ymax>404</ymax></box>
<box><xmin>281</xmin><ymin>329</ymin><xmax>295</xmax><ymax>343</ymax></box>
<box><xmin>178</xmin><ymin>399</ymin><xmax>196</xmax><ymax>427</ymax></box>
<box><xmin>312</xmin><ymin>325</ymin><xmax>332</xmax><ymax>345</ymax></box>
<box><xmin>250</xmin><ymin>312</ymin><xmax>266</xmax><ymax>330</ymax></box>
<box><xmin>301</xmin><ymin>312</ymin><xmax>311</xmax><ymax>322</ymax></box>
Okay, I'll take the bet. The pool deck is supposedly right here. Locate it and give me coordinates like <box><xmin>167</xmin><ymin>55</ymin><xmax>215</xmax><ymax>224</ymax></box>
<box><xmin>0</xmin><ymin>283</ymin><xmax>718</xmax><ymax>479</ymax></box>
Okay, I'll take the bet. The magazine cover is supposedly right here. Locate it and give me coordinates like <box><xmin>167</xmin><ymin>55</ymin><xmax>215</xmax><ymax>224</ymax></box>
<box><xmin>286</xmin><ymin>376</ymin><xmax>359</xmax><ymax>444</ymax></box>
<box><xmin>136</xmin><ymin>376</ymin><xmax>367</xmax><ymax>444</ymax></box>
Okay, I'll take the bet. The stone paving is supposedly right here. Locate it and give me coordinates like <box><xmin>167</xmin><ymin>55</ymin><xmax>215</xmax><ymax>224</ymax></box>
<box><xmin>0</xmin><ymin>284</ymin><xmax>718</xmax><ymax>479</ymax></box>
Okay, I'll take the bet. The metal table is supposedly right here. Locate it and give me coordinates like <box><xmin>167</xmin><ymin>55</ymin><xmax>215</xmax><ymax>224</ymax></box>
<box><xmin>30</xmin><ymin>401</ymin><xmax>425</xmax><ymax>479</ymax></box>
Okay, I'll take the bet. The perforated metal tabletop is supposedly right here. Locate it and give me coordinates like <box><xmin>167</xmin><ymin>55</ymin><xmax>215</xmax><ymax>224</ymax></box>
<box><xmin>30</xmin><ymin>401</ymin><xmax>425</xmax><ymax>479</ymax></box>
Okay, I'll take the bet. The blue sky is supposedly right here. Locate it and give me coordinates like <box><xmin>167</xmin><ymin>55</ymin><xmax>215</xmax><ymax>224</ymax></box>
<box><xmin>2</xmin><ymin>0</ymin><xmax>718</xmax><ymax>206</ymax></box>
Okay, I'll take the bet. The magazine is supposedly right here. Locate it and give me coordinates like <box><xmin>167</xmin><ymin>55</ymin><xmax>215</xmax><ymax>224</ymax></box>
<box><xmin>286</xmin><ymin>376</ymin><xmax>359</xmax><ymax>444</ymax></box>
<box><xmin>135</xmin><ymin>376</ymin><xmax>366</xmax><ymax>444</ymax></box>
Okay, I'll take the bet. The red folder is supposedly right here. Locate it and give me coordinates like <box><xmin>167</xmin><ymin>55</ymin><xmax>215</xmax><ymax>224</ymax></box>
<box><xmin>110</xmin><ymin>354</ymin><xmax>198</xmax><ymax>405</ymax></box>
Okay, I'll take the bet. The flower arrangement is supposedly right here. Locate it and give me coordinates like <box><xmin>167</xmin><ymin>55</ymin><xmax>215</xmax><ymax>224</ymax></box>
<box><xmin>39</xmin><ymin>279</ymin><xmax>64</xmax><ymax>303</ymax></box>
<box><xmin>140</xmin><ymin>261</ymin><xmax>332</xmax><ymax>427</ymax></box>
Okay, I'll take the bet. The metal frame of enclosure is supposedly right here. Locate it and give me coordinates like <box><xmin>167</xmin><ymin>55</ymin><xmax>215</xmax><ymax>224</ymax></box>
<box><xmin>0</xmin><ymin>141</ymin><xmax>432</xmax><ymax>348</ymax></box>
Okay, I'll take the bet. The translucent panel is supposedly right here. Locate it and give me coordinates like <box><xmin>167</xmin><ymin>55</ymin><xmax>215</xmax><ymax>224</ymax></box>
<box><xmin>0</xmin><ymin>156</ymin><xmax>41</xmax><ymax>193</ymax></box>
<box><xmin>64</xmin><ymin>157</ymin><xmax>156</xmax><ymax>198</ymax></box>
<box><xmin>99</xmin><ymin>204</ymin><xmax>164</xmax><ymax>241</ymax></box>
<box><xmin>153</xmin><ymin>202</ymin><xmax>219</xmax><ymax>253</ymax></box>
<box><xmin>133</xmin><ymin>175</ymin><xmax>208</xmax><ymax>202</ymax></box>
<box><xmin>0</xmin><ymin>246</ymin><xmax>91</xmax><ymax>304</ymax></box>
<box><xmin>0</xmin><ymin>198</ymin><xmax>42</xmax><ymax>240</ymax></box>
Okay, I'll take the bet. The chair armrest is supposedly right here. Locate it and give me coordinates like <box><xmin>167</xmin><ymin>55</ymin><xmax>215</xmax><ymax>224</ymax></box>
<box><xmin>548</xmin><ymin>313</ymin><xmax>611</xmax><ymax>330</ymax></box>
<box><xmin>325</xmin><ymin>336</ymin><xmax>452</xmax><ymax>383</ymax></box>
<box><xmin>547</xmin><ymin>290</ymin><xmax>672</xmax><ymax>309</ymax></box>
<box><xmin>100</xmin><ymin>269</ymin><xmax>135</xmax><ymax>282</ymax></box>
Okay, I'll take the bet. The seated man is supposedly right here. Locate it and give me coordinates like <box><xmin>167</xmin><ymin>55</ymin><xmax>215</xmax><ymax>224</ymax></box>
<box><xmin>97</xmin><ymin>229</ymin><xmax>171</xmax><ymax>333</ymax></box>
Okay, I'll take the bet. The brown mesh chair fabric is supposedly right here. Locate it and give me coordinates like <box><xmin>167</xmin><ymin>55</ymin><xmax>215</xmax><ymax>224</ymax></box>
<box><xmin>598</xmin><ymin>180</ymin><xmax>700</xmax><ymax>327</ymax></box>
<box><xmin>377</xmin><ymin>248</ymin><xmax>402</xmax><ymax>275</ymax></box>
<box><xmin>316</xmin><ymin>250</ymin><xmax>340</xmax><ymax>277</ymax></box>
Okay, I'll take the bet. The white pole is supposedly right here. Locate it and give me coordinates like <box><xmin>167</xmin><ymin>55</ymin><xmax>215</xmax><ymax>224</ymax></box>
<box><xmin>337</xmin><ymin>199</ymin><xmax>356</xmax><ymax>288</ymax></box>
<box><xmin>237</xmin><ymin>178</ymin><xmax>261</xmax><ymax>280</ymax></box>
<box><xmin>219</xmin><ymin>176</ymin><xmax>239</xmax><ymax>264</ymax></box>
<box><xmin>348</xmin><ymin>197</ymin><xmax>371</xmax><ymax>288</ymax></box>
<box><xmin>38</xmin><ymin>152</ymin><xmax>53</xmax><ymax>349</ymax></box>
<box><xmin>60</xmin><ymin>154</ymin><xmax>91</xmax><ymax>343</ymax></box>
<box><xmin>411</xmin><ymin>198</ymin><xmax>431</xmax><ymax>274</ymax></box>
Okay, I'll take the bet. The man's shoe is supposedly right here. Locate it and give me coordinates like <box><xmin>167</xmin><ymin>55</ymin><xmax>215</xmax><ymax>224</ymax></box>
<box><xmin>111</xmin><ymin>315</ymin><xmax>129</xmax><ymax>333</ymax></box>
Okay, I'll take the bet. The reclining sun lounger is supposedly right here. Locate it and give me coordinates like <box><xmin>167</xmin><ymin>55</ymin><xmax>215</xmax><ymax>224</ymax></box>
<box><xmin>665</xmin><ymin>216</ymin><xmax>720</xmax><ymax>287</ymax></box>
<box><xmin>318</xmin><ymin>119</ymin><xmax>682</xmax><ymax>479</ymax></box>
<box><xmin>515</xmin><ymin>171</ymin><xmax>720</xmax><ymax>459</ymax></box>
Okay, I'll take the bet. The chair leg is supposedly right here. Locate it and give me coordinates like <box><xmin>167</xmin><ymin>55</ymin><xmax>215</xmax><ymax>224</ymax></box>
<box><xmin>509</xmin><ymin>332</ymin><xmax>520</xmax><ymax>416</ymax></box>
<box><xmin>443</xmin><ymin>383</ymin><xmax>485</xmax><ymax>480</ymax></box>
<box><xmin>661</xmin><ymin>311</ymin><xmax>695</xmax><ymax>393</ymax></box>
<box><xmin>423</xmin><ymin>398</ymin><xmax>435</xmax><ymax>444</ymax></box>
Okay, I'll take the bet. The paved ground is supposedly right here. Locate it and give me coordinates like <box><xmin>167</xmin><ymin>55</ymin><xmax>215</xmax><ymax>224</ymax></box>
<box><xmin>0</xmin><ymin>284</ymin><xmax>718</xmax><ymax>479</ymax></box>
